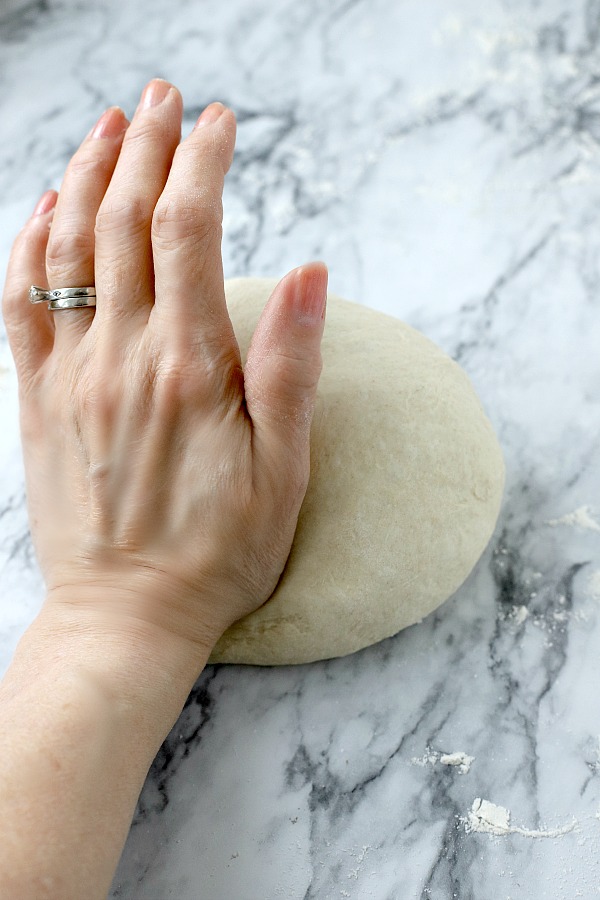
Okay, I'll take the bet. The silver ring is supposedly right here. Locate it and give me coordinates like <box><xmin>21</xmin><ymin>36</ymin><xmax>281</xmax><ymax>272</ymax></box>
<box><xmin>29</xmin><ymin>285</ymin><xmax>96</xmax><ymax>310</ymax></box>
<box><xmin>48</xmin><ymin>295</ymin><xmax>97</xmax><ymax>311</ymax></box>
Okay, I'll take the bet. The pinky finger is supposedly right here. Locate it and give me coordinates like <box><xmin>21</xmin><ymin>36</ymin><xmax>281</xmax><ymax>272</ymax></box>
<box><xmin>2</xmin><ymin>190</ymin><xmax>57</xmax><ymax>386</ymax></box>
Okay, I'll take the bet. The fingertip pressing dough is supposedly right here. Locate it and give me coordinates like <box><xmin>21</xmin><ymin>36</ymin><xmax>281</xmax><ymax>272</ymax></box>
<box><xmin>209</xmin><ymin>278</ymin><xmax>505</xmax><ymax>666</ymax></box>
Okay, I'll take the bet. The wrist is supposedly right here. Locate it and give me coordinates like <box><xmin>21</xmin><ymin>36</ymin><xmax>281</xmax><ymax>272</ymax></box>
<box><xmin>12</xmin><ymin>594</ymin><xmax>216</xmax><ymax>756</ymax></box>
<box><xmin>0</xmin><ymin>590</ymin><xmax>215</xmax><ymax>900</ymax></box>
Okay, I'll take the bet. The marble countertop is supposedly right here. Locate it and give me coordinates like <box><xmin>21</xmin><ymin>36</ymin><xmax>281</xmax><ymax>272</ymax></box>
<box><xmin>1</xmin><ymin>0</ymin><xmax>600</xmax><ymax>897</ymax></box>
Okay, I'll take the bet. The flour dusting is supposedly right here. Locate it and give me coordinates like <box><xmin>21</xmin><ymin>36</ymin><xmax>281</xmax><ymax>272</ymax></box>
<box><xmin>411</xmin><ymin>748</ymin><xmax>439</xmax><ymax>767</ymax></box>
<box><xmin>466</xmin><ymin>798</ymin><xmax>577</xmax><ymax>838</ymax></box>
<box><xmin>346</xmin><ymin>845</ymin><xmax>371</xmax><ymax>881</ymax></box>
<box><xmin>440</xmin><ymin>752</ymin><xmax>474</xmax><ymax>774</ymax></box>
<box><xmin>467</xmin><ymin>798</ymin><xmax>510</xmax><ymax>834</ymax></box>
<box><xmin>547</xmin><ymin>506</ymin><xmax>600</xmax><ymax>532</ymax></box>
<box><xmin>511</xmin><ymin>605</ymin><xmax>529</xmax><ymax>626</ymax></box>
<box><xmin>411</xmin><ymin>747</ymin><xmax>474</xmax><ymax>774</ymax></box>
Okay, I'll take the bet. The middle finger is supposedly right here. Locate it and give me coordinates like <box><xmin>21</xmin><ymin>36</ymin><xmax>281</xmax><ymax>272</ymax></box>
<box><xmin>92</xmin><ymin>79</ymin><xmax>183</xmax><ymax>332</ymax></box>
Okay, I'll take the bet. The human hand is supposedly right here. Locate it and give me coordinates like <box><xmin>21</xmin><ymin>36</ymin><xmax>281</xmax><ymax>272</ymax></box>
<box><xmin>2</xmin><ymin>79</ymin><xmax>327</xmax><ymax>661</ymax></box>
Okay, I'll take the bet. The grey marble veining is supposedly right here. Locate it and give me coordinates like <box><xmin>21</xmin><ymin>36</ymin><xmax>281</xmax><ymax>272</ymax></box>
<box><xmin>1</xmin><ymin>0</ymin><xmax>600</xmax><ymax>898</ymax></box>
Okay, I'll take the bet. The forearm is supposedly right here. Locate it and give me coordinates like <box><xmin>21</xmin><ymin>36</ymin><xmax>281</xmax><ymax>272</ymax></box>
<box><xmin>0</xmin><ymin>600</ymin><xmax>211</xmax><ymax>900</ymax></box>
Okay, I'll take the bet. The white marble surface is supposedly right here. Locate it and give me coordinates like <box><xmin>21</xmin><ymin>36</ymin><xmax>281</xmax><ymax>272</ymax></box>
<box><xmin>1</xmin><ymin>0</ymin><xmax>600</xmax><ymax>897</ymax></box>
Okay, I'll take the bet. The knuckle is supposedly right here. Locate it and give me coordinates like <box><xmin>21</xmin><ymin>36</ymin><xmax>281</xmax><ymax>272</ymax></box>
<box><xmin>1</xmin><ymin>285</ymin><xmax>18</xmax><ymax>320</ymax></box>
<box><xmin>152</xmin><ymin>196</ymin><xmax>194</xmax><ymax>235</ymax></box>
<box><xmin>46</xmin><ymin>228</ymin><xmax>92</xmax><ymax>276</ymax></box>
<box><xmin>70</xmin><ymin>348</ymin><xmax>119</xmax><ymax>422</ymax></box>
<box><xmin>153</xmin><ymin>354</ymin><xmax>198</xmax><ymax>406</ymax></box>
<box><xmin>152</xmin><ymin>337</ymin><xmax>240</xmax><ymax>408</ymax></box>
<box><xmin>185</xmin><ymin>128</ymin><xmax>229</xmax><ymax>170</ymax></box>
<box><xmin>269</xmin><ymin>348</ymin><xmax>323</xmax><ymax>394</ymax></box>
<box><xmin>122</xmin><ymin>120</ymin><xmax>161</xmax><ymax>152</ymax></box>
<box><xmin>67</xmin><ymin>149</ymin><xmax>112</xmax><ymax>180</ymax></box>
<box><xmin>95</xmin><ymin>194</ymin><xmax>149</xmax><ymax>238</ymax></box>
<box><xmin>152</xmin><ymin>195</ymin><xmax>222</xmax><ymax>249</ymax></box>
<box><xmin>81</xmin><ymin>374</ymin><xmax>117</xmax><ymax>424</ymax></box>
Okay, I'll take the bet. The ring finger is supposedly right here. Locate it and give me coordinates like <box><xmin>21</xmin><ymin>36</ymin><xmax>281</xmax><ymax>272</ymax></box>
<box><xmin>45</xmin><ymin>106</ymin><xmax>129</xmax><ymax>349</ymax></box>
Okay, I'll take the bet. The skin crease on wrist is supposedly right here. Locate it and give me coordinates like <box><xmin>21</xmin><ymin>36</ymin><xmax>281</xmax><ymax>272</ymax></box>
<box><xmin>0</xmin><ymin>78</ymin><xmax>328</xmax><ymax>899</ymax></box>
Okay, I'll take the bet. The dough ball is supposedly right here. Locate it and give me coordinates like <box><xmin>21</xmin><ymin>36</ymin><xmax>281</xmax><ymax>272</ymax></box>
<box><xmin>209</xmin><ymin>279</ymin><xmax>505</xmax><ymax>666</ymax></box>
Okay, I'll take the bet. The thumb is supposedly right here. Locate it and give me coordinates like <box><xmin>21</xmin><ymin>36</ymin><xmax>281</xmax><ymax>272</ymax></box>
<box><xmin>244</xmin><ymin>262</ymin><xmax>328</xmax><ymax>455</ymax></box>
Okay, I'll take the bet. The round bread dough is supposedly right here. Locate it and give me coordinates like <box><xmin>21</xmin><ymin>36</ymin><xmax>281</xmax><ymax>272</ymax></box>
<box><xmin>209</xmin><ymin>279</ymin><xmax>505</xmax><ymax>666</ymax></box>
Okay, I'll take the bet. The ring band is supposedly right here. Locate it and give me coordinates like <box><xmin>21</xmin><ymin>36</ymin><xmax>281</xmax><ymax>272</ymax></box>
<box><xmin>48</xmin><ymin>295</ymin><xmax>97</xmax><ymax>310</ymax></box>
<box><xmin>29</xmin><ymin>285</ymin><xmax>96</xmax><ymax>310</ymax></box>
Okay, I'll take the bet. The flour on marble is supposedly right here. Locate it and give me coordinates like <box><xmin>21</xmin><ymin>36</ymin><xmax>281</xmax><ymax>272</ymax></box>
<box><xmin>411</xmin><ymin>747</ymin><xmax>474</xmax><ymax>774</ymax></box>
<box><xmin>511</xmin><ymin>605</ymin><xmax>529</xmax><ymax>626</ymax></box>
<box><xmin>346</xmin><ymin>845</ymin><xmax>371</xmax><ymax>881</ymax></box>
<box><xmin>439</xmin><ymin>752</ymin><xmax>474</xmax><ymax>774</ymax></box>
<box><xmin>546</xmin><ymin>505</ymin><xmax>600</xmax><ymax>532</ymax></box>
<box><xmin>465</xmin><ymin>798</ymin><xmax>577</xmax><ymax>838</ymax></box>
<box><xmin>411</xmin><ymin>748</ymin><xmax>439</xmax><ymax>768</ymax></box>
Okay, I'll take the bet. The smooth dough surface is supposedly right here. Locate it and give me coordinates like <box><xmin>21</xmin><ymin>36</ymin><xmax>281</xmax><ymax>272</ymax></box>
<box><xmin>209</xmin><ymin>279</ymin><xmax>505</xmax><ymax>666</ymax></box>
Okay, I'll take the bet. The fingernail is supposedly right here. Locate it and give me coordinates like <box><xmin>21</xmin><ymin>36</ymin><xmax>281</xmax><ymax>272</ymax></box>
<box><xmin>194</xmin><ymin>102</ymin><xmax>226</xmax><ymax>128</ymax></box>
<box><xmin>33</xmin><ymin>190</ymin><xmax>57</xmax><ymax>217</ymax></box>
<box><xmin>294</xmin><ymin>263</ymin><xmax>328</xmax><ymax>326</ymax></box>
<box><xmin>139</xmin><ymin>79</ymin><xmax>172</xmax><ymax>110</ymax></box>
<box><xmin>90</xmin><ymin>106</ymin><xmax>128</xmax><ymax>139</ymax></box>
